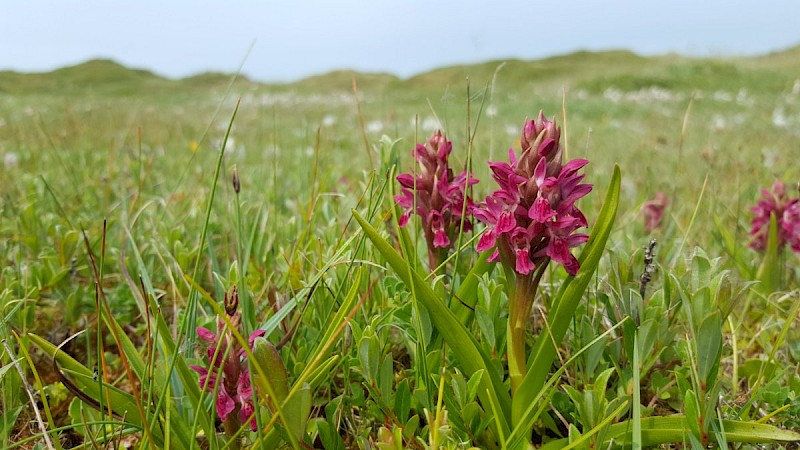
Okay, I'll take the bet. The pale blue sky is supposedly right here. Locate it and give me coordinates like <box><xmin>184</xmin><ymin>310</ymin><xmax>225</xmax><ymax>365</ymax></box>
<box><xmin>2</xmin><ymin>1</ymin><xmax>798</xmax><ymax>82</ymax></box>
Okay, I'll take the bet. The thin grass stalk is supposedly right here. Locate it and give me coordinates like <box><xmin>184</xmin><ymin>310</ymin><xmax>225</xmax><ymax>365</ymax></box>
<box><xmin>632</xmin><ymin>333</ymin><xmax>642</xmax><ymax>450</ymax></box>
<box><xmin>670</xmin><ymin>173</ymin><xmax>708</xmax><ymax>270</ymax></box>
<box><xmin>182</xmin><ymin>98</ymin><xmax>240</xmax><ymax>357</ymax></box>
<box><xmin>81</xmin><ymin>228</ymin><xmax>158</xmax><ymax>448</ymax></box>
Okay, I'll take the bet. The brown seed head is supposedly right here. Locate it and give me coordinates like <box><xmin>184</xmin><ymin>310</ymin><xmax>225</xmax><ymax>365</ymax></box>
<box><xmin>232</xmin><ymin>166</ymin><xmax>240</xmax><ymax>194</ymax></box>
<box><xmin>224</xmin><ymin>285</ymin><xmax>239</xmax><ymax>316</ymax></box>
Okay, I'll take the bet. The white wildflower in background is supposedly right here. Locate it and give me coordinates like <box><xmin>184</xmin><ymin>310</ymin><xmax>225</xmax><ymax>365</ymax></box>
<box><xmin>366</xmin><ymin>120</ymin><xmax>383</xmax><ymax>133</ymax></box>
<box><xmin>711</xmin><ymin>114</ymin><xmax>727</xmax><ymax>131</ymax></box>
<box><xmin>603</xmin><ymin>88</ymin><xmax>623</xmax><ymax>103</ymax></box>
<box><xmin>4</xmin><ymin>152</ymin><xmax>19</xmax><ymax>169</ymax></box>
<box><xmin>321</xmin><ymin>114</ymin><xmax>337</xmax><ymax>127</ymax></box>
<box><xmin>263</xmin><ymin>145</ymin><xmax>281</xmax><ymax>157</ymax></box>
<box><xmin>772</xmin><ymin>107</ymin><xmax>788</xmax><ymax>128</ymax></box>
<box><xmin>736</xmin><ymin>88</ymin><xmax>753</xmax><ymax>106</ymax></box>
<box><xmin>421</xmin><ymin>116</ymin><xmax>440</xmax><ymax>131</ymax></box>
<box><xmin>762</xmin><ymin>148</ymin><xmax>779</xmax><ymax>169</ymax></box>
<box><xmin>713</xmin><ymin>91</ymin><xmax>733</xmax><ymax>102</ymax></box>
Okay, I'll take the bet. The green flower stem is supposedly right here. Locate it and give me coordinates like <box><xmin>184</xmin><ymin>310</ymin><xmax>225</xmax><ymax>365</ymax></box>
<box><xmin>508</xmin><ymin>262</ymin><xmax>547</xmax><ymax>394</ymax></box>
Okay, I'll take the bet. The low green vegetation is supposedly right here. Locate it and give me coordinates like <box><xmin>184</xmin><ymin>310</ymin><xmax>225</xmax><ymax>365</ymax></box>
<box><xmin>1</xmin><ymin>47</ymin><xmax>799</xmax><ymax>448</ymax></box>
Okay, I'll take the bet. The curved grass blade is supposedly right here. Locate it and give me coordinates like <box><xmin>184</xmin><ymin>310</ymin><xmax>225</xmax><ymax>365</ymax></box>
<box><xmin>538</xmin><ymin>416</ymin><xmax>800</xmax><ymax>449</ymax></box>
<box><xmin>26</xmin><ymin>333</ymin><xmax>153</xmax><ymax>441</ymax></box>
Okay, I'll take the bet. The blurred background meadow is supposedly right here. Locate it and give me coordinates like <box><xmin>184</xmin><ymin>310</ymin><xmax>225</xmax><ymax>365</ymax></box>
<box><xmin>1</xmin><ymin>2</ymin><xmax>799</xmax><ymax>448</ymax></box>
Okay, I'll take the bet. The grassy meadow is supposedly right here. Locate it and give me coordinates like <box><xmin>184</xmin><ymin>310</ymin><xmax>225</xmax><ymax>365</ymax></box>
<box><xmin>1</xmin><ymin>46</ymin><xmax>799</xmax><ymax>449</ymax></box>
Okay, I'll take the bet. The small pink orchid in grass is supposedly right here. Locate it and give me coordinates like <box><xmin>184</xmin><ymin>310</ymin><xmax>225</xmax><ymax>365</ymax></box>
<box><xmin>472</xmin><ymin>111</ymin><xmax>593</xmax><ymax>394</ymax></box>
<box><xmin>190</xmin><ymin>286</ymin><xmax>265</xmax><ymax>433</ymax></box>
<box><xmin>474</xmin><ymin>112</ymin><xmax>592</xmax><ymax>276</ymax></box>
<box><xmin>749</xmin><ymin>181</ymin><xmax>800</xmax><ymax>253</ymax></box>
<box><xmin>394</xmin><ymin>130</ymin><xmax>477</xmax><ymax>268</ymax></box>
<box><xmin>641</xmin><ymin>191</ymin><xmax>670</xmax><ymax>232</ymax></box>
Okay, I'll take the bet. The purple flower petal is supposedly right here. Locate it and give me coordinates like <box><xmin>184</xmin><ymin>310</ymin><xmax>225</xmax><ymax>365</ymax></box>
<box><xmin>216</xmin><ymin>388</ymin><xmax>236</xmax><ymax>422</ymax></box>
<box><xmin>197</xmin><ymin>327</ymin><xmax>217</xmax><ymax>344</ymax></box>
<box><xmin>529</xmin><ymin>197</ymin><xmax>556</xmax><ymax>223</ymax></box>
<box><xmin>477</xmin><ymin>229</ymin><xmax>497</xmax><ymax>252</ymax></box>
<box><xmin>515</xmin><ymin>248</ymin><xmax>535</xmax><ymax>275</ymax></box>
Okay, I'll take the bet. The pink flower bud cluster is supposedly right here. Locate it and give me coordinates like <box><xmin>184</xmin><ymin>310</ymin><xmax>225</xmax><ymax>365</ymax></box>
<box><xmin>749</xmin><ymin>181</ymin><xmax>800</xmax><ymax>253</ymax></box>
<box><xmin>473</xmin><ymin>112</ymin><xmax>592</xmax><ymax>276</ymax></box>
<box><xmin>394</xmin><ymin>131</ymin><xmax>477</xmax><ymax>250</ymax></box>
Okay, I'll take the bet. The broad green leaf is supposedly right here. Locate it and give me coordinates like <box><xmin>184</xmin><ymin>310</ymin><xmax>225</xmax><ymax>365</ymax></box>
<box><xmin>755</xmin><ymin>213</ymin><xmax>780</xmax><ymax>293</ymax></box>
<box><xmin>352</xmin><ymin>209</ymin><xmax>512</xmax><ymax>437</ymax></box>
<box><xmin>539</xmin><ymin>416</ymin><xmax>800</xmax><ymax>449</ymax></box>
<box><xmin>514</xmin><ymin>165</ymin><xmax>621</xmax><ymax>425</ymax></box>
<box><xmin>252</xmin><ymin>338</ymin><xmax>290</xmax><ymax>405</ymax></box>
<box><xmin>395</xmin><ymin>379</ymin><xmax>411</xmax><ymax>422</ymax></box>
<box><xmin>452</xmin><ymin>250</ymin><xmax>494</xmax><ymax>326</ymax></box>
<box><xmin>697</xmin><ymin>313</ymin><xmax>722</xmax><ymax>388</ymax></box>
<box><xmin>317</xmin><ymin>419</ymin><xmax>346</xmax><ymax>450</ymax></box>
<box><xmin>285</xmin><ymin>383</ymin><xmax>312</xmax><ymax>443</ymax></box>
<box><xmin>684</xmin><ymin>389</ymin><xmax>702</xmax><ymax>439</ymax></box>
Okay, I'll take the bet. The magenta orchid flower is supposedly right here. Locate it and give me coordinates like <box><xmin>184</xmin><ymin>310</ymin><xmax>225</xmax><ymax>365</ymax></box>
<box><xmin>190</xmin><ymin>287</ymin><xmax>265</xmax><ymax>432</ymax></box>
<box><xmin>474</xmin><ymin>112</ymin><xmax>592</xmax><ymax>276</ymax></box>
<box><xmin>749</xmin><ymin>181</ymin><xmax>800</xmax><ymax>253</ymax></box>
<box><xmin>473</xmin><ymin>111</ymin><xmax>593</xmax><ymax>394</ymax></box>
<box><xmin>394</xmin><ymin>130</ymin><xmax>477</xmax><ymax>269</ymax></box>
<box><xmin>641</xmin><ymin>191</ymin><xmax>670</xmax><ymax>232</ymax></box>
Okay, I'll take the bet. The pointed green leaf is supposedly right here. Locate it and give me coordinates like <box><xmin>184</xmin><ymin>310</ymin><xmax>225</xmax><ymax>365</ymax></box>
<box><xmin>285</xmin><ymin>383</ymin><xmax>312</xmax><ymax>443</ymax></box>
<box><xmin>755</xmin><ymin>213</ymin><xmax>781</xmax><ymax>293</ymax></box>
<box><xmin>452</xmin><ymin>250</ymin><xmax>494</xmax><ymax>325</ymax></box>
<box><xmin>697</xmin><ymin>313</ymin><xmax>723</xmax><ymax>387</ymax></box>
<box><xmin>539</xmin><ymin>416</ymin><xmax>800</xmax><ymax>449</ymax></box>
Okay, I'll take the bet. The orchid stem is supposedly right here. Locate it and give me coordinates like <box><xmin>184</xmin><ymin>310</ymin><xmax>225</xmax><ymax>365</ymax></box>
<box><xmin>508</xmin><ymin>262</ymin><xmax>548</xmax><ymax>394</ymax></box>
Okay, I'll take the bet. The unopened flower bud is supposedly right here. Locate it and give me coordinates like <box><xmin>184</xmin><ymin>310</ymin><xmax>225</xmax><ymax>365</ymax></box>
<box><xmin>224</xmin><ymin>285</ymin><xmax>239</xmax><ymax>316</ymax></box>
<box><xmin>232</xmin><ymin>166</ymin><xmax>240</xmax><ymax>194</ymax></box>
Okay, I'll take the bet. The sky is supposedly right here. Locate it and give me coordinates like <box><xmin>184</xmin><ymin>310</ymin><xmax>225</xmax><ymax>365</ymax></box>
<box><xmin>2</xmin><ymin>1</ymin><xmax>799</xmax><ymax>83</ymax></box>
